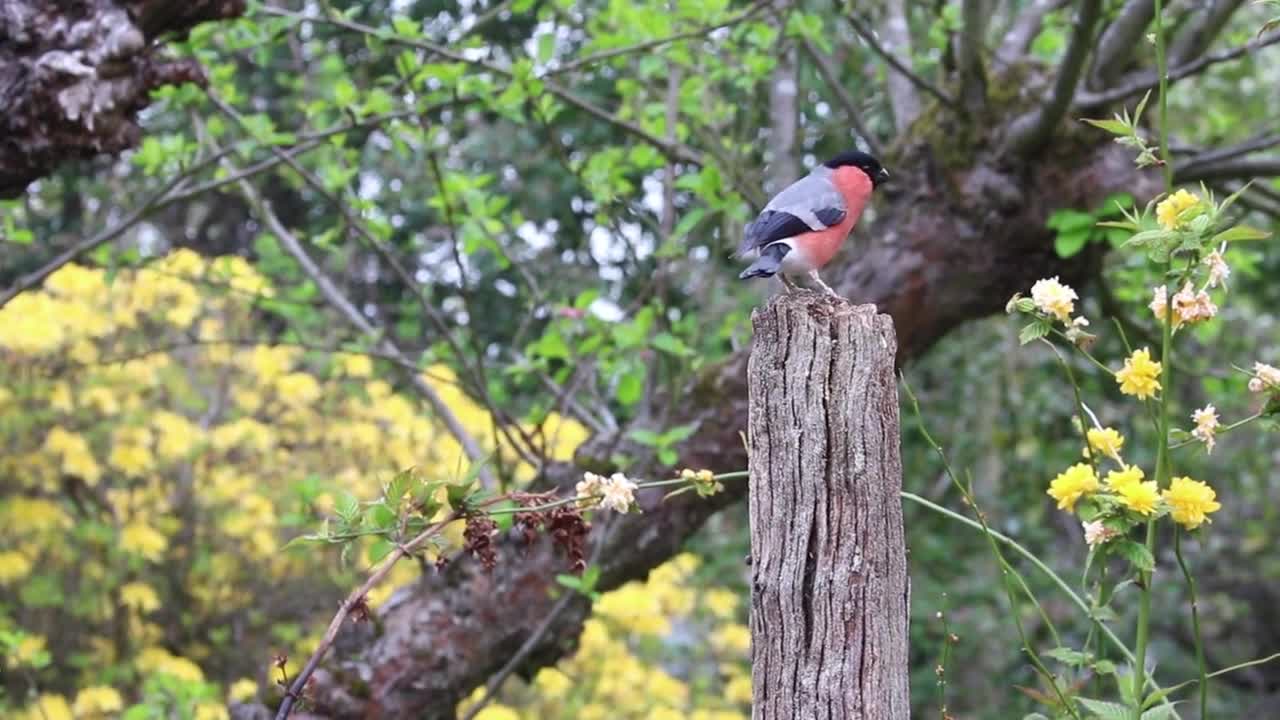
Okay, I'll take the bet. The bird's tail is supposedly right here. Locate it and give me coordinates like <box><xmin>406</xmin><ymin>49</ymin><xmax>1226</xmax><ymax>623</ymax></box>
<box><xmin>738</xmin><ymin>242</ymin><xmax>790</xmax><ymax>280</ymax></box>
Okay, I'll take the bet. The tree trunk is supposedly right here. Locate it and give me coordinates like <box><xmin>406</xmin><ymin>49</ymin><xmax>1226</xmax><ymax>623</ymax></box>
<box><xmin>746</xmin><ymin>293</ymin><xmax>908</xmax><ymax>719</ymax></box>
<box><xmin>0</xmin><ymin>0</ymin><xmax>245</xmax><ymax>199</ymax></box>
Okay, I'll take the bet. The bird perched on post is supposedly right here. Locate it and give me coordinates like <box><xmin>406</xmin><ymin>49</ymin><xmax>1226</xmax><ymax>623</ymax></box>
<box><xmin>737</xmin><ymin>150</ymin><xmax>889</xmax><ymax>296</ymax></box>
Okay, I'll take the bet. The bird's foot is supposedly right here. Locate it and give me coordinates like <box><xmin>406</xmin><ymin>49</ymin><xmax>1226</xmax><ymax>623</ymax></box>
<box><xmin>777</xmin><ymin>273</ymin><xmax>800</xmax><ymax>293</ymax></box>
<box><xmin>808</xmin><ymin>271</ymin><xmax>840</xmax><ymax>297</ymax></box>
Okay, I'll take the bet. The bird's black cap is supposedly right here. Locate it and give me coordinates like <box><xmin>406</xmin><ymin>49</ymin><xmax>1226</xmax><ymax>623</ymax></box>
<box><xmin>823</xmin><ymin>150</ymin><xmax>890</xmax><ymax>187</ymax></box>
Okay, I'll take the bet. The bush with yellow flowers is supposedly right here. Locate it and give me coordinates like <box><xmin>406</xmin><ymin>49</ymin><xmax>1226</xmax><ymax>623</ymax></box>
<box><xmin>455</xmin><ymin>553</ymin><xmax>751</xmax><ymax>720</ymax></box>
<box><xmin>0</xmin><ymin>250</ymin><xmax>591</xmax><ymax>716</ymax></box>
<box><xmin>996</xmin><ymin>94</ymin><xmax>1278</xmax><ymax>716</ymax></box>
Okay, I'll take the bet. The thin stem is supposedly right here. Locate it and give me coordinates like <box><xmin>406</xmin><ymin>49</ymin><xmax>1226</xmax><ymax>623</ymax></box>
<box><xmin>1134</xmin><ymin>3</ymin><xmax>1174</xmax><ymax>713</ymax></box>
<box><xmin>1174</xmin><ymin>530</ymin><xmax>1209</xmax><ymax>719</ymax></box>
<box><xmin>1170</xmin><ymin>410</ymin><xmax>1264</xmax><ymax>449</ymax></box>
<box><xmin>901</xmin><ymin>378</ymin><xmax>1083</xmax><ymax>720</ymax></box>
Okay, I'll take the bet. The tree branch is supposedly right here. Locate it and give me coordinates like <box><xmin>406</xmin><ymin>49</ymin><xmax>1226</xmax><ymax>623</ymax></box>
<box><xmin>1169</xmin><ymin>0</ymin><xmax>1247</xmax><ymax>66</ymax></box>
<box><xmin>845</xmin><ymin>11</ymin><xmax>960</xmax><ymax>111</ymax></box>
<box><xmin>1088</xmin><ymin>0</ymin><xmax>1154</xmax><ymax>88</ymax></box>
<box><xmin>232</xmin><ymin>172</ymin><xmax>500</xmax><ymax>489</ymax></box>
<box><xmin>958</xmin><ymin>0</ymin><xmax>990</xmax><ymax>111</ymax></box>
<box><xmin>881</xmin><ymin>0</ymin><xmax>923</xmax><ymax>128</ymax></box>
<box><xmin>1174</xmin><ymin>156</ymin><xmax>1280</xmax><ymax>183</ymax></box>
<box><xmin>997</xmin><ymin>0</ymin><xmax>1071</xmax><ymax>60</ymax></box>
<box><xmin>799</xmin><ymin>39</ymin><xmax>884</xmax><ymax>156</ymax></box>
<box><xmin>1005</xmin><ymin>0</ymin><xmax>1104</xmax><ymax>154</ymax></box>
<box><xmin>1178</xmin><ymin>129</ymin><xmax>1280</xmax><ymax>173</ymax></box>
<box><xmin>1077</xmin><ymin>30</ymin><xmax>1280</xmax><ymax>107</ymax></box>
<box><xmin>258</xmin><ymin>6</ymin><xmax>705</xmax><ymax>166</ymax></box>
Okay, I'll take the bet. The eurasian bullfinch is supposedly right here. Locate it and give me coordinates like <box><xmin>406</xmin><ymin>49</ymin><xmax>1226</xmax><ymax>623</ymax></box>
<box><xmin>737</xmin><ymin>151</ymin><xmax>888</xmax><ymax>296</ymax></box>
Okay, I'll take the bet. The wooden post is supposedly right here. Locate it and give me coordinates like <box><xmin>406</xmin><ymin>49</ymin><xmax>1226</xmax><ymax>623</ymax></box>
<box><xmin>746</xmin><ymin>292</ymin><xmax>909</xmax><ymax>719</ymax></box>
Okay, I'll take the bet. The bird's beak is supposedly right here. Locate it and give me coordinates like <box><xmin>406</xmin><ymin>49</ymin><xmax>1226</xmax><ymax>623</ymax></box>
<box><xmin>877</xmin><ymin>167</ymin><xmax>891</xmax><ymax>184</ymax></box>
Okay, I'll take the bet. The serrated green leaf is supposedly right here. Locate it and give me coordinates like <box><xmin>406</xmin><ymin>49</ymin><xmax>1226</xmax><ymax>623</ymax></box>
<box><xmin>1055</xmin><ymin>230</ymin><xmax>1090</xmax><ymax>258</ymax></box>
<box><xmin>1082</xmin><ymin>118</ymin><xmax>1133</xmax><ymax>136</ymax></box>
<box><xmin>335</xmin><ymin>492</ymin><xmax>360</xmax><ymax>522</ymax></box>
<box><xmin>1019</xmin><ymin>320</ymin><xmax>1051</xmax><ymax>345</ymax></box>
<box><xmin>367</xmin><ymin>537</ymin><xmax>395</xmax><ymax>564</ymax></box>
<box><xmin>1114</xmin><ymin>539</ymin><xmax>1155</xmax><ymax>571</ymax></box>
<box><xmin>1212</xmin><ymin>225</ymin><xmax>1271</xmax><ymax>243</ymax></box>
<box><xmin>1047</xmin><ymin>647</ymin><xmax>1088</xmax><ymax>666</ymax></box>
<box><xmin>1077</xmin><ymin>697</ymin><xmax>1132</xmax><ymax>720</ymax></box>
<box><xmin>1140</xmin><ymin>703</ymin><xmax>1179</xmax><ymax>719</ymax></box>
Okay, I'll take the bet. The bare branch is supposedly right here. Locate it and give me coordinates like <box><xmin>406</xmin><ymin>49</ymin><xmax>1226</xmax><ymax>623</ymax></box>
<box><xmin>767</xmin><ymin>0</ymin><xmax>800</xmax><ymax>190</ymax></box>
<box><xmin>997</xmin><ymin>0</ymin><xmax>1071</xmax><ymax>60</ymax></box>
<box><xmin>845</xmin><ymin>12</ymin><xmax>960</xmax><ymax>111</ymax></box>
<box><xmin>881</xmin><ymin>0</ymin><xmax>922</xmax><ymax>127</ymax></box>
<box><xmin>1180</xmin><ymin>129</ymin><xmax>1280</xmax><ymax>172</ymax></box>
<box><xmin>1088</xmin><ymin>0</ymin><xmax>1154</xmax><ymax>87</ymax></box>
<box><xmin>1075</xmin><ymin>31</ymin><xmax>1280</xmax><ymax>107</ymax></box>
<box><xmin>799</xmin><ymin>39</ymin><xmax>884</xmax><ymax>156</ymax></box>
<box><xmin>1175</xmin><ymin>156</ymin><xmax>1280</xmax><ymax>183</ymax></box>
<box><xmin>958</xmin><ymin>0</ymin><xmax>990</xmax><ymax>111</ymax></box>
<box><xmin>1169</xmin><ymin>0</ymin><xmax>1247</xmax><ymax>66</ymax></box>
<box><xmin>1005</xmin><ymin>0</ymin><xmax>1104</xmax><ymax>154</ymax></box>
<box><xmin>232</xmin><ymin>172</ymin><xmax>500</xmax><ymax>489</ymax></box>
<box><xmin>259</xmin><ymin>6</ymin><xmax>705</xmax><ymax>166</ymax></box>
<box><xmin>546</xmin><ymin>1</ymin><xmax>769</xmax><ymax>76</ymax></box>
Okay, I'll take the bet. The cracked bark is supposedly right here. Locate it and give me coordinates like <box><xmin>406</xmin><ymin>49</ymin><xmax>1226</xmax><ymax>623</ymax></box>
<box><xmin>0</xmin><ymin>0</ymin><xmax>245</xmax><ymax>198</ymax></box>
<box><xmin>746</xmin><ymin>294</ymin><xmax>908</xmax><ymax>719</ymax></box>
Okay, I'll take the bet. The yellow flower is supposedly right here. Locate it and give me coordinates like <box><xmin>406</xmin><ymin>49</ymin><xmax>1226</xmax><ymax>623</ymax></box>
<box><xmin>120</xmin><ymin>522</ymin><xmax>168</xmax><ymax>562</ymax></box>
<box><xmin>0</xmin><ymin>550</ymin><xmax>33</xmax><ymax>584</ymax></box>
<box><xmin>11</xmin><ymin>634</ymin><xmax>47</xmax><ymax>666</ymax></box>
<box><xmin>194</xmin><ymin>704</ymin><xmax>230</xmax><ymax>720</ymax></box>
<box><xmin>710</xmin><ymin>623</ymin><xmax>751</xmax><ymax>656</ymax></box>
<box><xmin>1047</xmin><ymin>463</ymin><xmax>1099</xmax><ymax>512</ymax></box>
<box><xmin>471</xmin><ymin>706</ymin><xmax>520</xmax><ymax>720</ymax></box>
<box><xmin>228</xmin><ymin>678</ymin><xmax>259</xmax><ymax>703</ymax></box>
<box><xmin>120</xmin><ymin>581</ymin><xmax>161</xmax><ymax>613</ymax></box>
<box><xmin>1116</xmin><ymin>348</ymin><xmax>1162</xmax><ymax>399</ymax></box>
<box><xmin>19</xmin><ymin>694</ymin><xmax>72</xmax><ymax>720</ymax></box>
<box><xmin>1116</xmin><ymin>480</ymin><xmax>1160</xmax><ymax>515</ymax></box>
<box><xmin>73</xmin><ymin>686</ymin><xmax>124</xmax><ymax>716</ymax></box>
<box><xmin>339</xmin><ymin>353</ymin><xmax>374</xmax><ymax>378</ymax></box>
<box><xmin>1163</xmin><ymin>477</ymin><xmax>1222</xmax><ymax>530</ymax></box>
<box><xmin>136</xmin><ymin>646</ymin><xmax>205</xmax><ymax>682</ymax></box>
<box><xmin>725</xmin><ymin>673</ymin><xmax>754</xmax><ymax>705</ymax></box>
<box><xmin>533</xmin><ymin>668</ymin><xmax>572</xmax><ymax>698</ymax></box>
<box><xmin>1085</xmin><ymin>427</ymin><xmax>1125</xmax><ymax>462</ymax></box>
<box><xmin>1105</xmin><ymin>465</ymin><xmax>1145</xmax><ymax>492</ymax></box>
<box><xmin>703</xmin><ymin>588</ymin><xmax>739</xmax><ymax>620</ymax></box>
<box><xmin>1156</xmin><ymin>188</ymin><xmax>1201</xmax><ymax>230</ymax></box>
<box><xmin>1030</xmin><ymin>276</ymin><xmax>1078</xmax><ymax>322</ymax></box>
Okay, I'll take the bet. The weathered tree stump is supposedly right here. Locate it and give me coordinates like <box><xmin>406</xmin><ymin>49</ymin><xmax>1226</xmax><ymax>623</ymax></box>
<box><xmin>746</xmin><ymin>291</ymin><xmax>909</xmax><ymax>719</ymax></box>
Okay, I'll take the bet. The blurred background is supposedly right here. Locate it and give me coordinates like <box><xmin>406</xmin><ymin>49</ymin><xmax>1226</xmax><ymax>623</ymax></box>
<box><xmin>0</xmin><ymin>0</ymin><xmax>1278</xmax><ymax>717</ymax></box>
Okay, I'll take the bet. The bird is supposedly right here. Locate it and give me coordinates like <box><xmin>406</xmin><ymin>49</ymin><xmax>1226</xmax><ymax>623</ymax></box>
<box><xmin>737</xmin><ymin>150</ymin><xmax>889</xmax><ymax>296</ymax></box>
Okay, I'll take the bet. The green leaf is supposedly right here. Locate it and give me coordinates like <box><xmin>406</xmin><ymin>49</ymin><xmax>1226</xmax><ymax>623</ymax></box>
<box><xmin>661</xmin><ymin>422</ymin><xmax>699</xmax><ymax>444</ymax></box>
<box><xmin>335</xmin><ymin>492</ymin><xmax>360</xmax><ymax>522</ymax></box>
<box><xmin>1019</xmin><ymin>320</ymin><xmax>1052</xmax><ymax>345</ymax></box>
<box><xmin>628</xmin><ymin>428</ymin><xmax>663</xmax><ymax>446</ymax></box>
<box><xmin>537</xmin><ymin>33</ymin><xmax>556</xmax><ymax>63</ymax></box>
<box><xmin>367</xmin><ymin>537</ymin><xmax>395</xmax><ymax>564</ymax></box>
<box><xmin>616</xmin><ymin>365</ymin><xmax>646</xmax><ymax>405</ymax></box>
<box><xmin>1093</xmin><ymin>659</ymin><xmax>1117</xmax><ymax>675</ymax></box>
<box><xmin>1046</xmin><ymin>647</ymin><xmax>1088</xmax><ymax>666</ymax></box>
<box><xmin>1055</xmin><ymin>230</ymin><xmax>1090</xmax><ymax>258</ymax></box>
<box><xmin>447</xmin><ymin>480</ymin><xmax>477</xmax><ymax>510</ymax></box>
<box><xmin>1212</xmin><ymin>225</ymin><xmax>1271</xmax><ymax>243</ymax></box>
<box><xmin>1082</xmin><ymin>118</ymin><xmax>1132</xmax><ymax>136</ymax></box>
<box><xmin>1046</xmin><ymin>209</ymin><xmax>1097</xmax><ymax>233</ymax></box>
<box><xmin>364</xmin><ymin>502</ymin><xmax>397</xmax><ymax>530</ymax></box>
<box><xmin>1140</xmin><ymin>703</ymin><xmax>1179</xmax><ymax>720</ymax></box>
<box><xmin>1114</xmin><ymin>539</ymin><xmax>1155</xmax><ymax>572</ymax></box>
<box><xmin>653</xmin><ymin>332</ymin><xmax>694</xmax><ymax>357</ymax></box>
<box><xmin>1077</xmin><ymin>697</ymin><xmax>1132</xmax><ymax>720</ymax></box>
<box><xmin>489</xmin><ymin>500</ymin><xmax>518</xmax><ymax>531</ymax></box>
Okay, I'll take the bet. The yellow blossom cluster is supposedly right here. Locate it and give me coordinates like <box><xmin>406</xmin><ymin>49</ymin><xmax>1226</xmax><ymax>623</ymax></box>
<box><xmin>0</xmin><ymin>252</ymin><xmax>589</xmax><ymax>714</ymax></box>
<box><xmin>1155</xmin><ymin>188</ymin><xmax>1202</xmax><ymax>231</ymax></box>
<box><xmin>456</xmin><ymin>553</ymin><xmax>751</xmax><ymax>719</ymax></box>
<box><xmin>1115</xmin><ymin>348</ymin><xmax>1162</xmax><ymax>399</ymax></box>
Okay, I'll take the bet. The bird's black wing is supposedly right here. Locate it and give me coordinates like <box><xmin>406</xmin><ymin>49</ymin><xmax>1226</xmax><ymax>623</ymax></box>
<box><xmin>737</xmin><ymin>207</ymin><xmax>846</xmax><ymax>257</ymax></box>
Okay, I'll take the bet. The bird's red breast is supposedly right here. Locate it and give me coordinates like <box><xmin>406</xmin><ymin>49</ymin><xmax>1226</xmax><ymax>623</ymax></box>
<box><xmin>791</xmin><ymin>166</ymin><xmax>874</xmax><ymax>270</ymax></box>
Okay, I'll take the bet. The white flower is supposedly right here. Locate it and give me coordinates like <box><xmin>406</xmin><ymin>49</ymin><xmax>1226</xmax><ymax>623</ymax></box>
<box><xmin>1203</xmin><ymin>244</ymin><xmax>1230</xmax><ymax>289</ymax></box>
<box><xmin>575</xmin><ymin>472</ymin><xmax>606</xmax><ymax>508</ymax></box>
<box><xmin>1149</xmin><ymin>285</ymin><xmax>1168</xmax><ymax>322</ymax></box>
<box><xmin>1253</xmin><ymin>362</ymin><xmax>1280</xmax><ymax>391</ymax></box>
<box><xmin>1250</xmin><ymin>377</ymin><xmax>1265</xmax><ymax>393</ymax></box>
<box><xmin>599</xmin><ymin>473</ymin><xmax>639</xmax><ymax>513</ymax></box>
<box><xmin>1191</xmin><ymin>404</ymin><xmax>1220</xmax><ymax>454</ymax></box>
<box><xmin>1030</xmin><ymin>277</ymin><xmax>1078</xmax><ymax>323</ymax></box>
<box><xmin>1083</xmin><ymin>520</ymin><xmax>1118</xmax><ymax>548</ymax></box>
